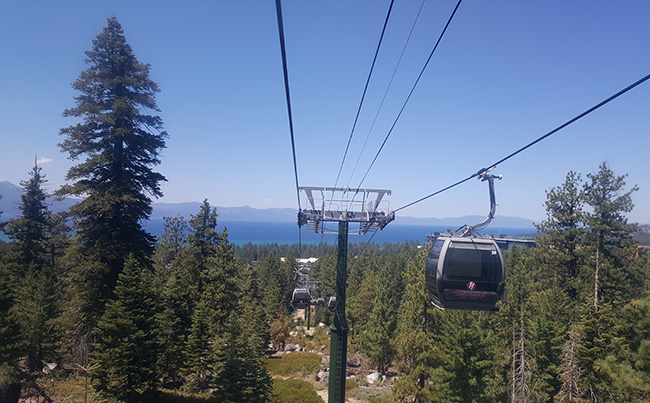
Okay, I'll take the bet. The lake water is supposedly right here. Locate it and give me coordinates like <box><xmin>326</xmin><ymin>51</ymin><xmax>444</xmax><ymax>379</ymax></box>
<box><xmin>0</xmin><ymin>218</ymin><xmax>535</xmax><ymax>245</ymax></box>
<box><xmin>143</xmin><ymin>218</ymin><xmax>536</xmax><ymax>245</ymax></box>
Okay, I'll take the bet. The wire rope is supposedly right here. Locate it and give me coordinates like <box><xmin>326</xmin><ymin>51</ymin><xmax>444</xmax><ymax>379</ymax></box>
<box><xmin>275</xmin><ymin>0</ymin><xmax>301</xmax><ymax>212</ymax></box>
<box><xmin>275</xmin><ymin>0</ymin><xmax>304</xmax><ymax>258</ymax></box>
<box><xmin>332</xmin><ymin>0</ymin><xmax>396</xmax><ymax>194</ymax></box>
<box><xmin>346</xmin><ymin>0</ymin><xmax>428</xmax><ymax>188</ymax></box>
<box><xmin>356</xmin><ymin>0</ymin><xmax>463</xmax><ymax>189</ymax></box>
<box><xmin>393</xmin><ymin>72</ymin><xmax>650</xmax><ymax>213</ymax></box>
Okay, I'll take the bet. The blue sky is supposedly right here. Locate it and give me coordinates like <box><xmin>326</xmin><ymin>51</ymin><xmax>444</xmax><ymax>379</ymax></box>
<box><xmin>1</xmin><ymin>0</ymin><xmax>649</xmax><ymax>225</ymax></box>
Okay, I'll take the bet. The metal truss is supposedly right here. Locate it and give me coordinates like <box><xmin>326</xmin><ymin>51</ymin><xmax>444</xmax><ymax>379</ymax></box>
<box><xmin>297</xmin><ymin>186</ymin><xmax>394</xmax><ymax>234</ymax></box>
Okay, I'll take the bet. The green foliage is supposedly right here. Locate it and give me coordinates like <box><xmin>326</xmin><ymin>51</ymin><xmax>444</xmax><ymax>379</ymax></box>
<box><xmin>0</xmin><ymin>362</ymin><xmax>21</xmax><ymax>403</ymax></box>
<box><xmin>535</xmin><ymin>170</ymin><xmax>587</xmax><ymax>302</ymax></box>
<box><xmin>92</xmin><ymin>256</ymin><xmax>159</xmax><ymax>402</ymax></box>
<box><xmin>354</xmin><ymin>252</ymin><xmax>407</xmax><ymax>373</ymax></box>
<box><xmin>266</xmin><ymin>353</ymin><xmax>322</xmax><ymax>377</ymax></box>
<box><xmin>2</xmin><ymin>163</ymin><xmax>50</xmax><ymax>268</ymax></box>
<box><xmin>1</xmin><ymin>164</ymin><xmax>62</xmax><ymax>373</ymax></box>
<box><xmin>391</xmin><ymin>250</ymin><xmax>455</xmax><ymax>402</ymax></box>
<box><xmin>11</xmin><ymin>268</ymin><xmax>59</xmax><ymax>372</ymax></box>
<box><xmin>309</xmin><ymin>253</ymin><xmax>337</xmax><ymax>300</ymax></box>
<box><xmin>256</xmin><ymin>254</ymin><xmax>293</xmax><ymax>319</ymax></box>
<box><xmin>212</xmin><ymin>312</ymin><xmax>273</xmax><ymax>403</ymax></box>
<box><xmin>157</xmin><ymin>388</ymin><xmax>219</xmax><ymax>403</ymax></box>
<box><xmin>0</xmin><ymin>269</ymin><xmax>19</xmax><ymax>366</ymax></box>
<box><xmin>270</xmin><ymin>378</ymin><xmax>322</xmax><ymax>403</ymax></box>
<box><xmin>57</xmin><ymin>243</ymin><xmax>109</xmax><ymax>365</ymax></box>
<box><xmin>593</xmin><ymin>299</ymin><xmax>650</xmax><ymax>400</ymax></box>
<box><xmin>211</xmin><ymin>265</ymin><xmax>274</xmax><ymax>402</ymax></box>
<box><xmin>153</xmin><ymin>214</ymin><xmax>188</xmax><ymax>283</ymax></box>
<box><xmin>156</xmin><ymin>265</ymin><xmax>193</xmax><ymax>387</ymax></box>
<box><xmin>58</xmin><ymin>16</ymin><xmax>167</xmax><ymax>294</ymax></box>
<box><xmin>436</xmin><ymin>311</ymin><xmax>508</xmax><ymax>402</ymax></box>
<box><xmin>1</xmin><ymin>156</ymin><xmax>648</xmax><ymax>402</ymax></box>
<box><xmin>181</xmin><ymin>303</ymin><xmax>215</xmax><ymax>393</ymax></box>
<box><xmin>348</xmin><ymin>385</ymin><xmax>391</xmax><ymax>402</ymax></box>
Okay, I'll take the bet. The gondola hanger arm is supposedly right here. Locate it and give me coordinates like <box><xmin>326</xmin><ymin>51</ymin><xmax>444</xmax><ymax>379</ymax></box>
<box><xmin>456</xmin><ymin>171</ymin><xmax>502</xmax><ymax>237</ymax></box>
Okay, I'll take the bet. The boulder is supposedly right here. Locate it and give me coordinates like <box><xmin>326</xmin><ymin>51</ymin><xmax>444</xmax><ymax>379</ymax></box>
<box><xmin>284</xmin><ymin>343</ymin><xmax>302</xmax><ymax>352</ymax></box>
<box><xmin>316</xmin><ymin>370</ymin><xmax>329</xmax><ymax>383</ymax></box>
<box><xmin>367</xmin><ymin>372</ymin><xmax>382</xmax><ymax>385</ymax></box>
<box><xmin>42</xmin><ymin>362</ymin><xmax>57</xmax><ymax>375</ymax></box>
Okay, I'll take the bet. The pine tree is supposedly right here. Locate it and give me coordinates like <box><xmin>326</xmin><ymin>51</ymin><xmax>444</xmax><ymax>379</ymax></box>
<box><xmin>583</xmin><ymin>161</ymin><xmax>638</xmax><ymax>309</ymax></box>
<box><xmin>181</xmin><ymin>302</ymin><xmax>216</xmax><ymax>393</ymax></box>
<box><xmin>153</xmin><ymin>213</ymin><xmax>190</xmax><ymax>382</ymax></box>
<box><xmin>535</xmin><ymin>171</ymin><xmax>587</xmax><ymax>302</ymax></box>
<box><xmin>211</xmin><ymin>265</ymin><xmax>272</xmax><ymax>402</ymax></box>
<box><xmin>3</xmin><ymin>162</ymin><xmax>50</xmax><ymax>270</ymax></box>
<box><xmin>180</xmin><ymin>205</ymin><xmax>240</xmax><ymax>392</ymax></box>
<box><xmin>10</xmin><ymin>269</ymin><xmax>59</xmax><ymax>372</ymax></box>
<box><xmin>57</xmin><ymin>17</ymin><xmax>167</xmax><ymax>364</ymax></box>
<box><xmin>355</xmin><ymin>253</ymin><xmax>405</xmax><ymax>373</ymax></box>
<box><xmin>91</xmin><ymin>256</ymin><xmax>159</xmax><ymax>402</ymax></box>
<box><xmin>255</xmin><ymin>255</ymin><xmax>292</xmax><ymax>349</ymax></box>
<box><xmin>0</xmin><ymin>257</ymin><xmax>20</xmax><ymax>401</ymax></box>
<box><xmin>212</xmin><ymin>311</ymin><xmax>273</xmax><ymax>403</ymax></box>
<box><xmin>509</xmin><ymin>307</ymin><xmax>531</xmax><ymax>403</ymax></box>
<box><xmin>58</xmin><ymin>16</ymin><xmax>167</xmax><ymax>292</ymax></box>
<box><xmin>256</xmin><ymin>255</ymin><xmax>288</xmax><ymax>317</ymax></box>
<box><xmin>437</xmin><ymin>310</ymin><xmax>508</xmax><ymax>403</ymax></box>
<box><xmin>153</xmin><ymin>215</ymin><xmax>188</xmax><ymax>284</ymax></box>
<box><xmin>391</xmin><ymin>250</ymin><xmax>454</xmax><ymax>402</ymax></box>
<box><xmin>156</xmin><ymin>265</ymin><xmax>194</xmax><ymax>387</ymax></box>
<box><xmin>3</xmin><ymin>163</ymin><xmax>61</xmax><ymax>372</ymax></box>
<box><xmin>555</xmin><ymin>323</ymin><xmax>586</xmax><ymax>403</ymax></box>
<box><xmin>199</xmin><ymin>229</ymin><xmax>238</xmax><ymax>331</ymax></box>
<box><xmin>347</xmin><ymin>253</ymin><xmax>378</xmax><ymax>339</ymax></box>
<box><xmin>188</xmin><ymin>201</ymin><xmax>220</xmax><ymax>262</ymax></box>
<box><xmin>181</xmin><ymin>200</ymin><xmax>221</xmax><ymax>298</ymax></box>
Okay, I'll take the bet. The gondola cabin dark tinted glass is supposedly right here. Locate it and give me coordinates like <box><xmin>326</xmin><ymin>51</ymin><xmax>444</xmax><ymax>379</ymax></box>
<box><xmin>426</xmin><ymin>237</ymin><xmax>506</xmax><ymax>311</ymax></box>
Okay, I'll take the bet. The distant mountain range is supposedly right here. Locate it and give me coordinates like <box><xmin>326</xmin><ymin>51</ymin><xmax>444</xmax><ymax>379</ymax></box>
<box><xmin>0</xmin><ymin>181</ymin><xmax>537</xmax><ymax>228</ymax></box>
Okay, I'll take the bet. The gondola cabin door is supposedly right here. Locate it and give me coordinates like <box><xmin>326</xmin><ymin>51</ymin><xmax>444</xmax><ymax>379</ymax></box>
<box><xmin>426</xmin><ymin>237</ymin><xmax>505</xmax><ymax>311</ymax></box>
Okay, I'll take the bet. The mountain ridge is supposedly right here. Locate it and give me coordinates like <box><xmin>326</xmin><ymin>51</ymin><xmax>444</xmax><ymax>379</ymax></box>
<box><xmin>0</xmin><ymin>181</ymin><xmax>538</xmax><ymax>227</ymax></box>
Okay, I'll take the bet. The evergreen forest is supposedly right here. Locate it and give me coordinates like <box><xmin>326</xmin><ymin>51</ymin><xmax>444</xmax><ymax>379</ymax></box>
<box><xmin>1</xmin><ymin>16</ymin><xmax>649</xmax><ymax>403</ymax></box>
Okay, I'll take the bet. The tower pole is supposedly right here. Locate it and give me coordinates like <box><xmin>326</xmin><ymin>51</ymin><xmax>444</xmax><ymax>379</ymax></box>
<box><xmin>328</xmin><ymin>221</ymin><xmax>349</xmax><ymax>403</ymax></box>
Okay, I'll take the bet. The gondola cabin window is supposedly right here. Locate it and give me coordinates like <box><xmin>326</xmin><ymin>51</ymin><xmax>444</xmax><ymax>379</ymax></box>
<box><xmin>443</xmin><ymin>241</ymin><xmax>501</xmax><ymax>282</ymax></box>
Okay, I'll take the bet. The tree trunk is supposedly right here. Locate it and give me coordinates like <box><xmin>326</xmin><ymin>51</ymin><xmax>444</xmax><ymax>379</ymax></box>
<box><xmin>594</xmin><ymin>243</ymin><xmax>600</xmax><ymax>310</ymax></box>
<box><xmin>511</xmin><ymin>322</ymin><xmax>517</xmax><ymax>403</ymax></box>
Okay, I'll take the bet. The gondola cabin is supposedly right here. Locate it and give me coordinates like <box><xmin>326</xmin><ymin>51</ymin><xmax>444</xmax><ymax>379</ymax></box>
<box><xmin>426</xmin><ymin>236</ymin><xmax>506</xmax><ymax>311</ymax></box>
<box><xmin>291</xmin><ymin>288</ymin><xmax>311</xmax><ymax>309</ymax></box>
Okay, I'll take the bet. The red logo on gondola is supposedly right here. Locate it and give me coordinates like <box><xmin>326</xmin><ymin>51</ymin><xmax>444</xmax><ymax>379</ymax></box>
<box><xmin>467</xmin><ymin>282</ymin><xmax>477</xmax><ymax>290</ymax></box>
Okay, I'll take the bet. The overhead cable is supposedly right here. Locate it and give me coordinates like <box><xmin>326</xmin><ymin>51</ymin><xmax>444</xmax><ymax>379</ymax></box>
<box><xmin>275</xmin><ymin>0</ymin><xmax>301</xmax><ymax>211</ymax></box>
<box><xmin>275</xmin><ymin>0</ymin><xmax>304</xmax><ymax>257</ymax></box>
<box><xmin>356</xmin><ymin>0</ymin><xmax>464</xmax><ymax>189</ymax></box>
<box><xmin>394</xmin><ymin>72</ymin><xmax>650</xmax><ymax>213</ymax></box>
<box><xmin>346</xmin><ymin>0</ymin><xmax>428</xmax><ymax>188</ymax></box>
<box><xmin>332</xmin><ymin>0</ymin><xmax>396</xmax><ymax>191</ymax></box>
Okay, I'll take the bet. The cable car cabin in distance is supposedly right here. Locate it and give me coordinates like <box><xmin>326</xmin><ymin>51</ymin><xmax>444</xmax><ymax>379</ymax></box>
<box><xmin>426</xmin><ymin>236</ymin><xmax>506</xmax><ymax>311</ymax></box>
<box><xmin>291</xmin><ymin>288</ymin><xmax>311</xmax><ymax>309</ymax></box>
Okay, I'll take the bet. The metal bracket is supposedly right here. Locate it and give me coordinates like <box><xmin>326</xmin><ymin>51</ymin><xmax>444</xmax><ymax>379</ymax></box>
<box><xmin>297</xmin><ymin>187</ymin><xmax>393</xmax><ymax>234</ymax></box>
<box><xmin>455</xmin><ymin>170</ymin><xmax>502</xmax><ymax>237</ymax></box>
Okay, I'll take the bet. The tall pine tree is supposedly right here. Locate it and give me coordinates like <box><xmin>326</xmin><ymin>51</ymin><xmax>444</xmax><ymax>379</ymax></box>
<box><xmin>57</xmin><ymin>16</ymin><xmax>167</xmax><ymax>363</ymax></box>
<box><xmin>583</xmin><ymin>161</ymin><xmax>639</xmax><ymax>309</ymax></box>
<box><xmin>58</xmin><ymin>16</ymin><xmax>167</xmax><ymax>292</ymax></box>
<box><xmin>3</xmin><ymin>163</ymin><xmax>60</xmax><ymax>372</ymax></box>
